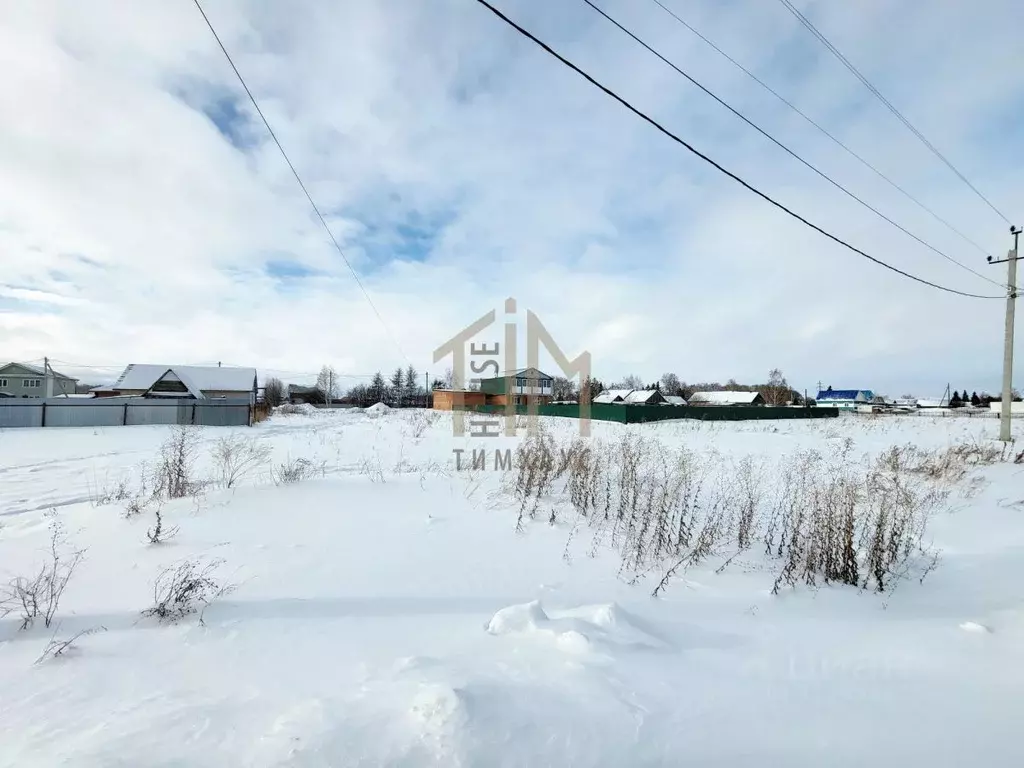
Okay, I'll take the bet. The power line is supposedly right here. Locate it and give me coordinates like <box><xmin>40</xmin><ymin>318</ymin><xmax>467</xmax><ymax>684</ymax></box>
<box><xmin>775</xmin><ymin>0</ymin><xmax>1012</xmax><ymax>226</ymax></box>
<box><xmin>646</xmin><ymin>0</ymin><xmax>998</xmax><ymax>263</ymax></box>
<box><xmin>189</xmin><ymin>0</ymin><xmax>410</xmax><ymax>364</ymax></box>
<box><xmin>581</xmin><ymin>0</ymin><xmax>1002</xmax><ymax>290</ymax></box>
<box><xmin>472</xmin><ymin>0</ymin><xmax>1003</xmax><ymax>300</ymax></box>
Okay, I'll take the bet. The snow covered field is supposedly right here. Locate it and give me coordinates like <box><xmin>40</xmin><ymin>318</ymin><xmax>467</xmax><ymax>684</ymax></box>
<box><xmin>1</xmin><ymin>409</ymin><xmax>1023</xmax><ymax>767</ymax></box>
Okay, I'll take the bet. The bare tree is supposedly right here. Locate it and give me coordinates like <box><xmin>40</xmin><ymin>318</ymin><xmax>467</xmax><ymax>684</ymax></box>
<box><xmin>613</xmin><ymin>374</ymin><xmax>644</xmax><ymax>390</ymax></box>
<box><xmin>263</xmin><ymin>377</ymin><xmax>285</xmax><ymax>407</ymax></box>
<box><xmin>764</xmin><ymin>368</ymin><xmax>790</xmax><ymax>406</ymax></box>
<box><xmin>551</xmin><ymin>376</ymin><xmax>577</xmax><ymax>401</ymax></box>
<box><xmin>316</xmin><ymin>366</ymin><xmax>339</xmax><ymax>405</ymax></box>
<box><xmin>660</xmin><ymin>373</ymin><xmax>682</xmax><ymax>396</ymax></box>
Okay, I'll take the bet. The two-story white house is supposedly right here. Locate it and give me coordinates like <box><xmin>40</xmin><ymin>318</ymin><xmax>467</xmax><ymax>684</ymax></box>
<box><xmin>0</xmin><ymin>362</ymin><xmax>78</xmax><ymax>398</ymax></box>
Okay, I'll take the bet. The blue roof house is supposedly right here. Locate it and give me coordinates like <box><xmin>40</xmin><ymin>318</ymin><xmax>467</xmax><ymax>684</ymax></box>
<box><xmin>816</xmin><ymin>387</ymin><xmax>875</xmax><ymax>410</ymax></box>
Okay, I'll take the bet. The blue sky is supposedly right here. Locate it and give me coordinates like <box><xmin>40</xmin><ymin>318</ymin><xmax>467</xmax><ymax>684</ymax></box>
<box><xmin>0</xmin><ymin>0</ymin><xmax>1020</xmax><ymax>395</ymax></box>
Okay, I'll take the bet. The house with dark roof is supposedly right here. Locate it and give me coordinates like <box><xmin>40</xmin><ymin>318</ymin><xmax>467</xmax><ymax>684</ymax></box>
<box><xmin>688</xmin><ymin>391</ymin><xmax>765</xmax><ymax>406</ymax></box>
<box><xmin>815</xmin><ymin>387</ymin><xmax>874</xmax><ymax>410</ymax></box>
<box><xmin>478</xmin><ymin>367</ymin><xmax>554</xmax><ymax>406</ymax></box>
<box><xmin>623</xmin><ymin>389</ymin><xmax>666</xmax><ymax>405</ymax></box>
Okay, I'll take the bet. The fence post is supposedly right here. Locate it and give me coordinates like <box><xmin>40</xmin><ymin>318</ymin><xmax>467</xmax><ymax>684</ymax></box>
<box><xmin>123</xmin><ymin>402</ymin><xmax>129</xmax><ymax>426</ymax></box>
<box><xmin>192</xmin><ymin>403</ymin><xmax>197</xmax><ymax>425</ymax></box>
<box><xmin>41</xmin><ymin>401</ymin><xmax>47</xmax><ymax>428</ymax></box>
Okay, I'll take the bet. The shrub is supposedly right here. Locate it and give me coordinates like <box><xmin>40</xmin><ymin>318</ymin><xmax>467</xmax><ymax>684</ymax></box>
<box><xmin>143</xmin><ymin>557</ymin><xmax>233</xmax><ymax>624</ymax></box>
<box><xmin>212</xmin><ymin>434</ymin><xmax>272</xmax><ymax>489</ymax></box>
<box><xmin>35</xmin><ymin>626</ymin><xmax>107</xmax><ymax>664</ymax></box>
<box><xmin>1</xmin><ymin>515</ymin><xmax>83</xmax><ymax>630</ymax></box>
<box><xmin>153</xmin><ymin>426</ymin><xmax>201</xmax><ymax>499</ymax></box>
<box><xmin>146</xmin><ymin>506</ymin><xmax>179</xmax><ymax>545</ymax></box>
<box><xmin>272</xmin><ymin>456</ymin><xmax>326</xmax><ymax>485</ymax></box>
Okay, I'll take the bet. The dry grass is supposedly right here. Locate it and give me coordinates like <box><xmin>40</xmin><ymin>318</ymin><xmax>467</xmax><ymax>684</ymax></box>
<box><xmin>0</xmin><ymin>515</ymin><xmax>83</xmax><ymax>630</ymax></box>
<box><xmin>505</xmin><ymin>432</ymin><xmax>1003</xmax><ymax>597</ymax></box>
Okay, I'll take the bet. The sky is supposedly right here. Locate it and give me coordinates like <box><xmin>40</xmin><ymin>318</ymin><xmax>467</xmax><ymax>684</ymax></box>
<box><xmin>0</xmin><ymin>0</ymin><xmax>1021</xmax><ymax>397</ymax></box>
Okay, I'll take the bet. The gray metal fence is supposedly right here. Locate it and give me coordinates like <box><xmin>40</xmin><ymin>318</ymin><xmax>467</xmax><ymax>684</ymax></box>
<box><xmin>0</xmin><ymin>397</ymin><xmax>252</xmax><ymax>429</ymax></box>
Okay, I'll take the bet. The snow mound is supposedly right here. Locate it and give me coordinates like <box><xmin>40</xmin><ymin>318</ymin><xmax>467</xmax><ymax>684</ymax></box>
<box><xmin>486</xmin><ymin>600</ymin><xmax>549</xmax><ymax>635</ymax></box>
<box><xmin>486</xmin><ymin>601</ymin><xmax>666</xmax><ymax>653</ymax></box>
<box><xmin>959</xmin><ymin>621</ymin><xmax>992</xmax><ymax>634</ymax></box>
<box><xmin>365</xmin><ymin>402</ymin><xmax>391</xmax><ymax>417</ymax></box>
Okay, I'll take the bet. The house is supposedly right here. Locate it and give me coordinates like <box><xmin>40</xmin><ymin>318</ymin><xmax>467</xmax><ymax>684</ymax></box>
<box><xmin>432</xmin><ymin>390</ymin><xmax>488</xmax><ymax>411</ymax></box>
<box><xmin>0</xmin><ymin>362</ymin><xmax>78</xmax><ymax>398</ymax></box>
<box><xmin>662</xmin><ymin>395</ymin><xmax>687</xmax><ymax>406</ymax></box>
<box><xmin>107</xmin><ymin>364</ymin><xmax>258</xmax><ymax>401</ymax></box>
<box><xmin>593</xmin><ymin>389</ymin><xmax>633</xmax><ymax>404</ymax></box>
<box><xmin>478</xmin><ymin>368</ymin><xmax>554</xmax><ymax>406</ymax></box>
<box><xmin>287</xmin><ymin>384</ymin><xmax>321</xmax><ymax>405</ymax></box>
<box><xmin>623</xmin><ymin>389</ymin><xmax>665</xmax><ymax>405</ymax></box>
<box><xmin>688</xmin><ymin>391</ymin><xmax>765</xmax><ymax>406</ymax></box>
<box><xmin>815</xmin><ymin>387</ymin><xmax>875</xmax><ymax>410</ymax></box>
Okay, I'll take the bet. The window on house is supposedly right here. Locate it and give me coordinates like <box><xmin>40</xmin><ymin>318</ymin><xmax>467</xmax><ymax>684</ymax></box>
<box><xmin>25</xmin><ymin>379</ymin><xmax>41</xmax><ymax>388</ymax></box>
<box><xmin>0</xmin><ymin>378</ymin><xmax>6</xmax><ymax>387</ymax></box>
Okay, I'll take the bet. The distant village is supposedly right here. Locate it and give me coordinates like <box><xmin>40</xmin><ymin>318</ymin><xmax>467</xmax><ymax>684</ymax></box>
<box><xmin>2</xmin><ymin>360</ymin><xmax>1021</xmax><ymax>420</ymax></box>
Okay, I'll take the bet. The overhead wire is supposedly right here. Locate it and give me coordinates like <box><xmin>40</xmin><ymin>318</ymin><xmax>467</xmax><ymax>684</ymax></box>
<box><xmin>581</xmin><ymin>0</ymin><xmax>1003</xmax><ymax>290</ymax></box>
<box><xmin>190</xmin><ymin>0</ymin><xmax>410</xmax><ymax>365</ymax></box>
<box><xmin>645</xmin><ymin>0</ymin><xmax>998</xmax><ymax>262</ymax></box>
<box><xmin>472</xmin><ymin>0</ymin><xmax>1004</xmax><ymax>300</ymax></box>
<box><xmin>775</xmin><ymin>0</ymin><xmax>1012</xmax><ymax>226</ymax></box>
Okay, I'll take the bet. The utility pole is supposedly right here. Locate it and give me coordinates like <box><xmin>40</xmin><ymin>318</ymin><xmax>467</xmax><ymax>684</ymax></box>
<box><xmin>989</xmin><ymin>225</ymin><xmax>1020</xmax><ymax>442</ymax></box>
<box><xmin>44</xmin><ymin>356</ymin><xmax>53</xmax><ymax>398</ymax></box>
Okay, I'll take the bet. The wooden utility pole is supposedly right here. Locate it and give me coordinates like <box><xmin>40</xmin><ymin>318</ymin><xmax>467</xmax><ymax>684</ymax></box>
<box><xmin>989</xmin><ymin>226</ymin><xmax>1020</xmax><ymax>442</ymax></box>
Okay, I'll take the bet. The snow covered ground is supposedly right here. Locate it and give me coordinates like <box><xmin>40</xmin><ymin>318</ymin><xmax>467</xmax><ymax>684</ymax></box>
<box><xmin>1</xmin><ymin>409</ymin><xmax>1023</xmax><ymax>767</ymax></box>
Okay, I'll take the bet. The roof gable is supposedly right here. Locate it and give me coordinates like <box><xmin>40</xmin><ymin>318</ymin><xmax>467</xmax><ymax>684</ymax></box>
<box><xmin>115</xmin><ymin>364</ymin><xmax>256</xmax><ymax>393</ymax></box>
<box><xmin>593</xmin><ymin>389</ymin><xmax>633</xmax><ymax>403</ymax></box>
<box><xmin>624</xmin><ymin>389</ymin><xmax>661</xmax><ymax>404</ymax></box>
<box><xmin>0</xmin><ymin>362</ymin><xmax>76</xmax><ymax>380</ymax></box>
<box><xmin>507</xmin><ymin>367</ymin><xmax>553</xmax><ymax>380</ymax></box>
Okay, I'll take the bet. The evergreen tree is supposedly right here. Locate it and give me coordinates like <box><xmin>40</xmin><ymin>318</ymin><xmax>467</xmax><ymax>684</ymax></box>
<box><xmin>949</xmin><ymin>391</ymin><xmax>962</xmax><ymax>408</ymax></box>
<box><xmin>404</xmin><ymin>365</ymin><xmax>419</xmax><ymax>404</ymax></box>
<box><xmin>389</xmin><ymin>367</ymin><xmax>404</xmax><ymax>406</ymax></box>
<box><xmin>971</xmin><ymin>391</ymin><xmax>981</xmax><ymax>406</ymax></box>
<box><xmin>369</xmin><ymin>371</ymin><xmax>387</xmax><ymax>403</ymax></box>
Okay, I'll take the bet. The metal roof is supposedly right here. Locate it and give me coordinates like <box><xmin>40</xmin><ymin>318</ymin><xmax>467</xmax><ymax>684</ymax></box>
<box><xmin>816</xmin><ymin>389</ymin><xmax>873</xmax><ymax>401</ymax></box>
<box><xmin>114</xmin><ymin>364</ymin><xmax>256</xmax><ymax>393</ymax></box>
<box><xmin>0</xmin><ymin>361</ymin><xmax>77</xmax><ymax>380</ymax></box>
<box><xmin>688</xmin><ymin>391</ymin><xmax>762</xmax><ymax>405</ymax></box>
<box><xmin>623</xmin><ymin>389</ymin><xmax>661</xmax><ymax>404</ymax></box>
<box><xmin>593</xmin><ymin>389</ymin><xmax>633</xmax><ymax>404</ymax></box>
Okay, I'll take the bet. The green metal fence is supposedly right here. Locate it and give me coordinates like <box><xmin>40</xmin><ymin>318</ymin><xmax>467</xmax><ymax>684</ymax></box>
<box><xmin>465</xmin><ymin>403</ymin><xmax>838</xmax><ymax>423</ymax></box>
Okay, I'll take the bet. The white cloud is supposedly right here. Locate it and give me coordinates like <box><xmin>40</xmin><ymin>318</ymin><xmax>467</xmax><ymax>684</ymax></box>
<box><xmin>0</xmin><ymin>0</ymin><xmax>1020</xmax><ymax>395</ymax></box>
